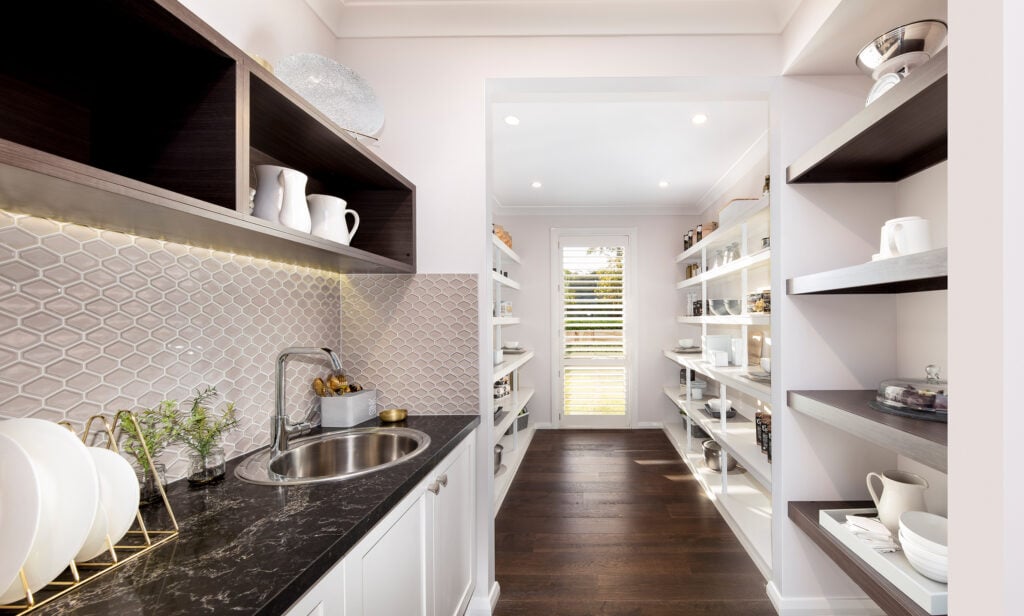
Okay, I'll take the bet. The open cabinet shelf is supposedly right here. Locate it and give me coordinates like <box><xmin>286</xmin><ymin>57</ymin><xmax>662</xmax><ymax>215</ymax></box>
<box><xmin>664</xmin><ymin>350</ymin><xmax>771</xmax><ymax>404</ymax></box>
<box><xmin>789</xmin><ymin>501</ymin><xmax>942</xmax><ymax>616</ymax></box>
<box><xmin>788</xmin><ymin>390</ymin><xmax>947</xmax><ymax>472</ymax></box>
<box><xmin>0</xmin><ymin>0</ymin><xmax>415</xmax><ymax>274</ymax></box>
<box><xmin>786</xmin><ymin>49</ymin><xmax>947</xmax><ymax>184</ymax></box>
<box><xmin>787</xmin><ymin>248</ymin><xmax>947</xmax><ymax>295</ymax></box>
<box><xmin>663</xmin><ymin>387</ymin><xmax>771</xmax><ymax>489</ymax></box>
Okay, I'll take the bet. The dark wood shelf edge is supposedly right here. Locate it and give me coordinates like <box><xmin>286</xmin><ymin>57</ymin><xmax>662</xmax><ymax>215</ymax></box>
<box><xmin>786</xmin><ymin>48</ymin><xmax>947</xmax><ymax>185</ymax></box>
<box><xmin>0</xmin><ymin>140</ymin><xmax>414</xmax><ymax>274</ymax></box>
<box><xmin>788</xmin><ymin>390</ymin><xmax>946</xmax><ymax>472</ymax></box>
<box><xmin>787</xmin><ymin>248</ymin><xmax>948</xmax><ymax>295</ymax></box>
<box><xmin>789</xmin><ymin>501</ymin><xmax>941</xmax><ymax>616</ymax></box>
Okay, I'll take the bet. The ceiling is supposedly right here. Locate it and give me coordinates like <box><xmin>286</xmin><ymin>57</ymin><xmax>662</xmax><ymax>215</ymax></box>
<box><xmin>490</xmin><ymin>92</ymin><xmax>768</xmax><ymax>215</ymax></box>
<box><xmin>304</xmin><ymin>0</ymin><xmax>804</xmax><ymax>38</ymax></box>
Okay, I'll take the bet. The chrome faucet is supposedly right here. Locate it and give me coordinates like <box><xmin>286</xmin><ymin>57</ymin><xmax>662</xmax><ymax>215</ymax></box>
<box><xmin>271</xmin><ymin>347</ymin><xmax>343</xmax><ymax>458</ymax></box>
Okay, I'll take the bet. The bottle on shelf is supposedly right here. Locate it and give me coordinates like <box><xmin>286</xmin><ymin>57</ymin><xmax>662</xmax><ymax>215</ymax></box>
<box><xmin>696</xmin><ymin>224</ymin><xmax>704</xmax><ymax>242</ymax></box>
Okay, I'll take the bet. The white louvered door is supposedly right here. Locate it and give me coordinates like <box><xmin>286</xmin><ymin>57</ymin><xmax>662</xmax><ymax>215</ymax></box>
<box><xmin>554</xmin><ymin>233</ymin><xmax>632</xmax><ymax>428</ymax></box>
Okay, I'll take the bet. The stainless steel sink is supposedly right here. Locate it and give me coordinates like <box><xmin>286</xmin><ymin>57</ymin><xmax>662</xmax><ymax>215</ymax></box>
<box><xmin>235</xmin><ymin>427</ymin><xmax>431</xmax><ymax>485</ymax></box>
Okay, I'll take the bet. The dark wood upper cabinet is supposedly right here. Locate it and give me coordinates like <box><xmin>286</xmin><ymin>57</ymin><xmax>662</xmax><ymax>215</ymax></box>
<box><xmin>0</xmin><ymin>0</ymin><xmax>415</xmax><ymax>273</ymax></box>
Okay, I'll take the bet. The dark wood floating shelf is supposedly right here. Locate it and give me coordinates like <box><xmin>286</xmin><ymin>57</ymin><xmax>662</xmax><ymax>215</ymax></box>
<box><xmin>788</xmin><ymin>390</ymin><xmax>946</xmax><ymax>472</ymax></box>
<box><xmin>790</xmin><ymin>501</ymin><xmax>942</xmax><ymax>616</ymax></box>
<box><xmin>787</xmin><ymin>48</ymin><xmax>947</xmax><ymax>184</ymax></box>
<box><xmin>787</xmin><ymin>248</ymin><xmax>947</xmax><ymax>295</ymax></box>
<box><xmin>0</xmin><ymin>0</ymin><xmax>415</xmax><ymax>274</ymax></box>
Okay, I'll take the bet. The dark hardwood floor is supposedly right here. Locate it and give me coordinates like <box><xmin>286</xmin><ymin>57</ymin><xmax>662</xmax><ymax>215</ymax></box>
<box><xmin>494</xmin><ymin>429</ymin><xmax>775</xmax><ymax>616</ymax></box>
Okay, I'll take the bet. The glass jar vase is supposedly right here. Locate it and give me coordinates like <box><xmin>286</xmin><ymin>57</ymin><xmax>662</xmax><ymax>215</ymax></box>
<box><xmin>188</xmin><ymin>447</ymin><xmax>226</xmax><ymax>485</ymax></box>
<box><xmin>137</xmin><ymin>462</ymin><xmax>167</xmax><ymax>505</ymax></box>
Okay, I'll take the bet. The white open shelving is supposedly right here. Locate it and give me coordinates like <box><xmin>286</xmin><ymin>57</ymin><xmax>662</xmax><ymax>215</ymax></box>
<box><xmin>663</xmin><ymin>419</ymin><xmax>773</xmax><ymax>579</ymax></box>
<box><xmin>677</xmin><ymin>314</ymin><xmax>770</xmax><ymax>326</ymax></box>
<box><xmin>492</xmin><ymin>270</ymin><xmax>520</xmax><ymax>290</ymax></box>
<box><xmin>663</xmin><ymin>387</ymin><xmax>771</xmax><ymax>489</ymax></box>
<box><xmin>492</xmin><ymin>233</ymin><xmax>521</xmax><ymax>264</ymax></box>
<box><xmin>491</xmin><ymin>232</ymin><xmax>533</xmax><ymax>516</ymax></box>
<box><xmin>664</xmin><ymin>350</ymin><xmax>771</xmax><ymax>404</ymax></box>
<box><xmin>676</xmin><ymin>248</ymin><xmax>771</xmax><ymax>290</ymax></box>
<box><xmin>675</xmin><ymin>196</ymin><xmax>770</xmax><ymax>264</ymax></box>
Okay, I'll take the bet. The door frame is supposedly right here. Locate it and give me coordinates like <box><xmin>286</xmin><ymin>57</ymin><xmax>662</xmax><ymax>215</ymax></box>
<box><xmin>550</xmin><ymin>227</ymin><xmax>639</xmax><ymax>429</ymax></box>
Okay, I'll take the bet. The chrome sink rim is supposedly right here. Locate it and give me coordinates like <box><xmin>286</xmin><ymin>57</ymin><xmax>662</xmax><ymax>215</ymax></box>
<box><xmin>234</xmin><ymin>427</ymin><xmax>431</xmax><ymax>486</ymax></box>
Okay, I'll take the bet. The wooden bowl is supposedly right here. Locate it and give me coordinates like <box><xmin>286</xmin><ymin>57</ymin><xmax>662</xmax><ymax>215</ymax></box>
<box><xmin>378</xmin><ymin>408</ymin><xmax>408</xmax><ymax>422</ymax></box>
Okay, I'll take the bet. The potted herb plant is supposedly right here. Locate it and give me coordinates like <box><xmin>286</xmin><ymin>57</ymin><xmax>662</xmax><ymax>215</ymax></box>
<box><xmin>118</xmin><ymin>402</ymin><xmax>177</xmax><ymax>504</ymax></box>
<box><xmin>174</xmin><ymin>386</ymin><xmax>239</xmax><ymax>485</ymax></box>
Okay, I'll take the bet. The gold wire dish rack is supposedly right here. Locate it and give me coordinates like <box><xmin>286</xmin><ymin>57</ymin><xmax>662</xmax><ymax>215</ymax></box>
<box><xmin>0</xmin><ymin>412</ymin><xmax>180</xmax><ymax>614</ymax></box>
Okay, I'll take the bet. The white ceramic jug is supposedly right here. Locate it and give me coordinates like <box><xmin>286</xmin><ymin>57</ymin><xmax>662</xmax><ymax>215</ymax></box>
<box><xmin>252</xmin><ymin>165</ymin><xmax>285</xmax><ymax>223</ymax></box>
<box><xmin>874</xmin><ymin>216</ymin><xmax>931</xmax><ymax>260</ymax></box>
<box><xmin>278</xmin><ymin>168</ymin><xmax>311</xmax><ymax>233</ymax></box>
<box><xmin>307</xmin><ymin>195</ymin><xmax>360</xmax><ymax>246</ymax></box>
<box><xmin>867</xmin><ymin>469</ymin><xmax>929</xmax><ymax>533</ymax></box>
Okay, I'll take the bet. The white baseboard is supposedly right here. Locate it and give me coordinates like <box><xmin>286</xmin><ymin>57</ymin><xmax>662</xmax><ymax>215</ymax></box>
<box><xmin>533</xmin><ymin>422</ymin><xmax>554</xmax><ymax>429</ymax></box>
<box><xmin>465</xmin><ymin>581</ymin><xmax>499</xmax><ymax>616</ymax></box>
<box><xmin>635</xmin><ymin>421</ymin><xmax>663</xmax><ymax>429</ymax></box>
<box><xmin>767</xmin><ymin>582</ymin><xmax>884</xmax><ymax>616</ymax></box>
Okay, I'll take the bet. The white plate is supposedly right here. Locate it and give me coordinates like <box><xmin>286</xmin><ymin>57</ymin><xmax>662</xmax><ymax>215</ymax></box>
<box><xmin>0</xmin><ymin>433</ymin><xmax>42</xmax><ymax>599</ymax></box>
<box><xmin>276</xmin><ymin>53</ymin><xmax>385</xmax><ymax>137</ymax></box>
<box><xmin>0</xmin><ymin>419</ymin><xmax>99</xmax><ymax>604</ymax></box>
<box><xmin>76</xmin><ymin>448</ymin><xmax>140</xmax><ymax>562</ymax></box>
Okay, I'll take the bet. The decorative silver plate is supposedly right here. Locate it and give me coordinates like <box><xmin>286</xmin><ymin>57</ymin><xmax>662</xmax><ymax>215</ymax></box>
<box><xmin>276</xmin><ymin>53</ymin><xmax>385</xmax><ymax>137</ymax></box>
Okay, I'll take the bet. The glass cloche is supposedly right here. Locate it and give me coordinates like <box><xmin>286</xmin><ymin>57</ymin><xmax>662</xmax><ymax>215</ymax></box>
<box><xmin>876</xmin><ymin>364</ymin><xmax>948</xmax><ymax>413</ymax></box>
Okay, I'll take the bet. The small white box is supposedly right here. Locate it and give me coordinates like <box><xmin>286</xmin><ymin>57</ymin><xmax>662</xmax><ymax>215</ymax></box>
<box><xmin>708</xmin><ymin>350</ymin><xmax>729</xmax><ymax>367</ymax></box>
<box><xmin>321</xmin><ymin>390</ymin><xmax>378</xmax><ymax>428</ymax></box>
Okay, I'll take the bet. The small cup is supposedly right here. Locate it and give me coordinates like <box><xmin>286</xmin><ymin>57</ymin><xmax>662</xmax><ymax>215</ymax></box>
<box><xmin>760</xmin><ymin>357</ymin><xmax>771</xmax><ymax>373</ymax></box>
<box><xmin>691</xmin><ymin>386</ymin><xmax>705</xmax><ymax>400</ymax></box>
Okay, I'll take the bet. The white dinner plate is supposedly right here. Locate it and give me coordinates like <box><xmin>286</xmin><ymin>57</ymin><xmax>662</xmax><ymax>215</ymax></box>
<box><xmin>0</xmin><ymin>419</ymin><xmax>99</xmax><ymax>604</ymax></box>
<box><xmin>76</xmin><ymin>448</ymin><xmax>140</xmax><ymax>562</ymax></box>
<box><xmin>0</xmin><ymin>433</ymin><xmax>42</xmax><ymax>600</ymax></box>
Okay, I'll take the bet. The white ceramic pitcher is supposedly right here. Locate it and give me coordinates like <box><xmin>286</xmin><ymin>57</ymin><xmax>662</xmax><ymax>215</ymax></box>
<box><xmin>252</xmin><ymin>165</ymin><xmax>312</xmax><ymax>233</ymax></box>
<box><xmin>307</xmin><ymin>195</ymin><xmax>360</xmax><ymax>245</ymax></box>
<box><xmin>867</xmin><ymin>469</ymin><xmax>929</xmax><ymax>533</ymax></box>
<box><xmin>874</xmin><ymin>216</ymin><xmax>931</xmax><ymax>260</ymax></box>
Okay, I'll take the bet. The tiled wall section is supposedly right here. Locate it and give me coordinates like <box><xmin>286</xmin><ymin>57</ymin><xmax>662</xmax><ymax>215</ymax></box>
<box><xmin>0</xmin><ymin>209</ymin><xmax>341</xmax><ymax>480</ymax></box>
<box><xmin>341</xmin><ymin>275</ymin><xmax>478</xmax><ymax>414</ymax></box>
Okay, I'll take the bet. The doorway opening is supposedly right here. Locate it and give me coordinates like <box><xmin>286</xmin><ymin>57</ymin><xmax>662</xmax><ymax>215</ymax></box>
<box><xmin>552</xmin><ymin>229</ymin><xmax>636</xmax><ymax>428</ymax></box>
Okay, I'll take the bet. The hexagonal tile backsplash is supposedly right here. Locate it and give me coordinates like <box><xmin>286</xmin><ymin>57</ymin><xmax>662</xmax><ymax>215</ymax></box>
<box><xmin>0</xmin><ymin>209</ymin><xmax>342</xmax><ymax>480</ymax></box>
<box><xmin>341</xmin><ymin>275</ymin><xmax>479</xmax><ymax>414</ymax></box>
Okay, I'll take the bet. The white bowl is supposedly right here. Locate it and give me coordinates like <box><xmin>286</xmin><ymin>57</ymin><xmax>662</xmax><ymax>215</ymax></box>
<box><xmin>678</xmin><ymin>338</ymin><xmax>695</xmax><ymax>348</ymax></box>
<box><xmin>76</xmin><ymin>448</ymin><xmax>140</xmax><ymax>562</ymax></box>
<box><xmin>899</xmin><ymin>531</ymin><xmax>948</xmax><ymax>566</ymax></box>
<box><xmin>899</xmin><ymin>511</ymin><xmax>947</xmax><ymax>555</ymax></box>
<box><xmin>903</xmin><ymin>546</ymin><xmax>948</xmax><ymax>583</ymax></box>
<box><xmin>707</xmin><ymin>399</ymin><xmax>733</xmax><ymax>412</ymax></box>
<box><xmin>0</xmin><ymin>433</ymin><xmax>42</xmax><ymax>597</ymax></box>
<box><xmin>0</xmin><ymin>419</ymin><xmax>100</xmax><ymax>603</ymax></box>
<box><xmin>503</xmin><ymin>341</ymin><xmax>520</xmax><ymax>349</ymax></box>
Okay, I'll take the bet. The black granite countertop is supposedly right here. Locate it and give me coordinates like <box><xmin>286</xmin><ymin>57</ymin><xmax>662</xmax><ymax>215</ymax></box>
<box><xmin>34</xmin><ymin>414</ymin><xmax>479</xmax><ymax>616</ymax></box>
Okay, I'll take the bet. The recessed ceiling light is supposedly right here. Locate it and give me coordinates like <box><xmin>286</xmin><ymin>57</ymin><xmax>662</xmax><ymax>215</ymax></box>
<box><xmin>658</xmin><ymin>180</ymin><xmax>669</xmax><ymax>188</ymax></box>
<box><xmin>531</xmin><ymin>181</ymin><xmax>542</xmax><ymax>189</ymax></box>
<box><xmin>692</xmin><ymin>113</ymin><xmax>708</xmax><ymax>125</ymax></box>
<box><xmin>504</xmin><ymin>115</ymin><xmax>520</xmax><ymax>126</ymax></box>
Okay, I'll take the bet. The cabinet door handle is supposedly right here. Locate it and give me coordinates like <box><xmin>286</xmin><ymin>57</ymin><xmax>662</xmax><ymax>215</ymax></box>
<box><xmin>427</xmin><ymin>481</ymin><xmax>440</xmax><ymax>495</ymax></box>
<box><xmin>438</xmin><ymin>474</ymin><xmax>448</xmax><ymax>488</ymax></box>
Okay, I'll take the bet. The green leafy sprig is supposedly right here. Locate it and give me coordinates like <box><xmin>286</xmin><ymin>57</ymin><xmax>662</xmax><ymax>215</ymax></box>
<box><xmin>173</xmin><ymin>386</ymin><xmax>240</xmax><ymax>460</ymax></box>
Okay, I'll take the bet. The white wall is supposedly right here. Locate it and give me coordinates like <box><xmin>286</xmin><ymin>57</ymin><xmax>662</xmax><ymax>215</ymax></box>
<box><xmin>334</xmin><ymin>36</ymin><xmax>781</xmax><ymax>274</ymax></box>
<box><xmin>178</xmin><ymin>0</ymin><xmax>336</xmax><ymax>64</ymax></box>
<box><xmin>493</xmin><ymin>214</ymin><xmax>695</xmax><ymax>428</ymax></box>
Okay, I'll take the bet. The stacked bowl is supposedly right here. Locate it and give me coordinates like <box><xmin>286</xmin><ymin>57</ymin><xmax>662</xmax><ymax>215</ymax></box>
<box><xmin>0</xmin><ymin>418</ymin><xmax>140</xmax><ymax>605</ymax></box>
<box><xmin>898</xmin><ymin>511</ymin><xmax>948</xmax><ymax>583</ymax></box>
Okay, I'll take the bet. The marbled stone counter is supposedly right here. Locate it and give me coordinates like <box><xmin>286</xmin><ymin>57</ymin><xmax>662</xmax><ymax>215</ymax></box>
<box><xmin>33</xmin><ymin>415</ymin><xmax>480</xmax><ymax>615</ymax></box>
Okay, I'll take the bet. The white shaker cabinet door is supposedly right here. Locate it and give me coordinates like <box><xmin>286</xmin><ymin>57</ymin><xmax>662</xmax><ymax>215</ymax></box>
<box><xmin>346</xmin><ymin>490</ymin><xmax>433</xmax><ymax>616</ymax></box>
<box><xmin>432</xmin><ymin>439</ymin><xmax>476</xmax><ymax>616</ymax></box>
<box><xmin>283</xmin><ymin>558</ymin><xmax>346</xmax><ymax>616</ymax></box>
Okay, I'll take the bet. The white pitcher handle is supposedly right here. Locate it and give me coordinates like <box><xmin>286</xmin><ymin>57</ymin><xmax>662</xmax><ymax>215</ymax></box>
<box><xmin>866</xmin><ymin>472</ymin><xmax>884</xmax><ymax>508</ymax></box>
<box><xmin>887</xmin><ymin>223</ymin><xmax>903</xmax><ymax>256</ymax></box>
<box><xmin>345</xmin><ymin>209</ymin><xmax>360</xmax><ymax>241</ymax></box>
